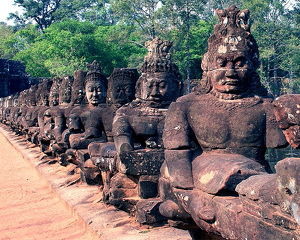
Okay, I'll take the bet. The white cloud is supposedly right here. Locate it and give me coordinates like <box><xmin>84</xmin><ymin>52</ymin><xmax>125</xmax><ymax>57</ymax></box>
<box><xmin>0</xmin><ymin>0</ymin><xmax>22</xmax><ymax>25</ymax></box>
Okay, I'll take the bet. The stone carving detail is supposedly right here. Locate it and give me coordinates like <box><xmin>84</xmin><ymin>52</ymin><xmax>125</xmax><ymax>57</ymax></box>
<box><xmin>107</xmin><ymin>38</ymin><xmax>182</xmax><ymax>218</ymax></box>
<box><xmin>159</xmin><ymin>5</ymin><xmax>300</xmax><ymax>239</ymax></box>
<box><xmin>1</xmin><ymin>7</ymin><xmax>300</xmax><ymax>239</ymax></box>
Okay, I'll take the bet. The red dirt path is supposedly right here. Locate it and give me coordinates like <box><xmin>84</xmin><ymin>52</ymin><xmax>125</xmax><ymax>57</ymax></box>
<box><xmin>0</xmin><ymin>131</ymin><xmax>100</xmax><ymax>240</ymax></box>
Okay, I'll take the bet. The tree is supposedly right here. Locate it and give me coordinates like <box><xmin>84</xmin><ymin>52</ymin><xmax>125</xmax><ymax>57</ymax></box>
<box><xmin>110</xmin><ymin>0</ymin><xmax>163</xmax><ymax>39</ymax></box>
<box><xmin>8</xmin><ymin>0</ymin><xmax>109</xmax><ymax>32</ymax></box>
<box><xmin>161</xmin><ymin>0</ymin><xmax>207</xmax><ymax>93</ymax></box>
<box><xmin>9</xmin><ymin>0</ymin><xmax>62</xmax><ymax>32</ymax></box>
<box><xmin>10</xmin><ymin>20</ymin><xmax>146</xmax><ymax>77</ymax></box>
<box><xmin>241</xmin><ymin>0</ymin><xmax>299</xmax><ymax>96</ymax></box>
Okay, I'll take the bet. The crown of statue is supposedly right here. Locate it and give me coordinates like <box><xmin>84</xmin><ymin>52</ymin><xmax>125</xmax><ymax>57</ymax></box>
<box><xmin>109</xmin><ymin>68</ymin><xmax>139</xmax><ymax>83</ymax></box>
<box><xmin>85</xmin><ymin>60</ymin><xmax>107</xmax><ymax>87</ymax></box>
<box><xmin>86</xmin><ymin>60</ymin><xmax>102</xmax><ymax>74</ymax></box>
<box><xmin>139</xmin><ymin>38</ymin><xmax>181</xmax><ymax>77</ymax></box>
<box><xmin>203</xmin><ymin>5</ymin><xmax>259</xmax><ymax>70</ymax></box>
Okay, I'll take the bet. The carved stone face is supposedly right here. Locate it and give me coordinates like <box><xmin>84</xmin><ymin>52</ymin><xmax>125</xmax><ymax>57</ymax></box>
<box><xmin>140</xmin><ymin>72</ymin><xmax>175</xmax><ymax>102</ymax></box>
<box><xmin>59</xmin><ymin>76</ymin><xmax>73</xmax><ymax>104</ymax></box>
<box><xmin>49</xmin><ymin>92</ymin><xmax>59</xmax><ymax>107</ymax></box>
<box><xmin>112</xmin><ymin>82</ymin><xmax>135</xmax><ymax>105</ymax></box>
<box><xmin>75</xmin><ymin>89</ymin><xmax>85</xmax><ymax>104</ymax></box>
<box><xmin>207</xmin><ymin>52</ymin><xmax>252</xmax><ymax>95</ymax></box>
<box><xmin>85</xmin><ymin>81</ymin><xmax>106</xmax><ymax>105</ymax></box>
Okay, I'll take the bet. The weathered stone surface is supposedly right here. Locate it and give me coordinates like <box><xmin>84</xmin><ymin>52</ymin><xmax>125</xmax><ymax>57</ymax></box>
<box><xmin>118</xmin><ymin>150</ymin><xmax>164</xmax><ymax>175</ymax></box>
<box><xmin>138</xmin><ymin>175</ymin><xmax>159</xmax><ymax>199</ymax></box>
<box><xmin>89</xmin><ymin>142</ymin><xmax>117</xmax><ymax>171</ymax></box>
<box><xmin>236</xmin><ymin>174</ymin><xmax>281</xmax><ymax>204</ymax></box>
<box><xmin>274</xmin><ymin>94</ymin><xmax>300</xmax><ymax>149</ymax></box>
<box><xmin>136</xmin><ymin>199</ymin><xmax>166</xmax><ymax>224</ymax></box>
<box><xmin>159</xmin><ymin>5</ymin><xmax>299</xmax><ymax>240</ymax></box>
<box><xmin>276</xmin><ymin>158</ymin><xmax>300</xmax><ymax>225</ymax></box>
<box><xmin>68</xmin><ymin>60</ymin><xmax>108</xmax><ymax>149</ymax></box>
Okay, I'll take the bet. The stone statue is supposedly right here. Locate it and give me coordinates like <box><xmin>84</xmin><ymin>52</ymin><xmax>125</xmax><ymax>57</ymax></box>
<box><xmin>29</xmin><ymin>78</ymin><xmax>53</xmax><ymax>144</ymax></box>
<box><xmin>87</xmin><ymin>68</ymin><xmax>139</xmax><ymax>188</ymax></box>
<box><xmin>159</xmin><ymin>6</ymin><xmax>300</xmax><ymax>239</ymax></box>
<box><xmin>20</xmin><ymin>84</ymin><xmax>39</xmax><ymax>136</ymax></box>
<box><xmin>107</xmin><ymin>38</ymin><xmax>182</xmax><ymax>216</ymax></box>
<box><xmin>50</xmin><ymin>69</ymin><xmax>87</xmax><ymax>163</ymax></box>
<box><xmin>67</xmin><ymin>60</ymin><xmax>108</xmax><ymax>150</ymax></box>
<box><xmin>39</xmin><ymin>76</ymin><xmax>62</xmax><ymax>153</ymax></box>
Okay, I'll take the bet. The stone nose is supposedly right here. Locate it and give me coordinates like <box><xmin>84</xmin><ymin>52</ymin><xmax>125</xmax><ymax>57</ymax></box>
<box><xmin>93</xmin><ymin>88</ymin><xmax>98</xmax><ymax>96</ymax></box>
<box><xmin>225</xmin><ymin>68</ymin><xmax>238</xmax><ymax>78</ymax></box>
<box><xmin>150</xmin><ymin>85</ymin><xmax>160</xmax><ymax>96</ymax></box>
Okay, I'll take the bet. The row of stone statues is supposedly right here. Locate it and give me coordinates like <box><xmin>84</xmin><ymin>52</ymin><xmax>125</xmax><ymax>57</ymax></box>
<box><xmin>1</xmin><ymin>5</ymin><xmax>300</xmax><ymax>239</ymax></box>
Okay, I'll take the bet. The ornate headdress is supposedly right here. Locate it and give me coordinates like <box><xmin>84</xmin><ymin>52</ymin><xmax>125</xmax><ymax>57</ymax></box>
<box><xmin>136</xmin><ymin>38</ymin><xmax>183</xmax><ymax>100</ymax></box>
<box><xmin>202</xmin><ymin>5</ymin><xmax>259</xmax><ymax>71</ymax></box>
<box><xmin>198</xmin><ymin>5</ymin><xmax>269</xmax><ymax>98</ymax></box>
<box><xmin>85</xmin><ymin>60</ymin><xmax>108</xmax><ymax>89</ymax></box>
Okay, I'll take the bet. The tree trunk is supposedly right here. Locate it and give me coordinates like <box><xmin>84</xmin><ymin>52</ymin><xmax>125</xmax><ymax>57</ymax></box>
<box><xmin>186</xmin><ymin>0</ymin><xmax>190</xmax><ymax>94</ymax></box>
<box><xmin>273</xmin><ymin>43</ymin><xmax>279</xmax><ymax>96</ymax></box>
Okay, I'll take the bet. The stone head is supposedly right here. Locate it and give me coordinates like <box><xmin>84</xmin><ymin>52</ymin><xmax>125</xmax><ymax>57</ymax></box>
<box><xmin>49</xmin><ymin>77</ymin><xmax>62</xmax><ymax>107</ymax></box>
<box><xmin>199</xmin><ymin>5</ymin><xmax>268</xmax><ymax>99</ymax></box>
<box><xmin>27</xmin><ymin>84</ymin><xmax>38</xmax><ymax>107</ymax></box>
<box><xmin>59</xmin><ymin>75</ymin><xmax>74</xmax><ymax>105</ymax></box>
<box><xmin>71</xmin><ymin>69</ymin><xmax>87</xmax><ymax>105</ymax></box>
<box><xmin>85</xmin><ymin>60</ymin><xmax>108</xmax><ymax>106</ymax></box>
<box><xmin>12</xmin><ymin>93</ymin><xmax>19</xmax><ymax>107</ymax></box>
<box><xmin>136</xmin><ymin>38</ymin><xmax>182</xmax><ymax>104</ymax></box>
<box><xmin>136</xmin><ymin>71</ymin><xmax>182</xmax><ymax>103</ymax></box>
<box><xmin>107</xmin><ymin>68</ymin><xmax>139</xmax><ymax>105</ymax></box>
<box><xmin>36</xmin><ymin>78</ymin><xmax>52</xmax><ymax>106</ymax></box>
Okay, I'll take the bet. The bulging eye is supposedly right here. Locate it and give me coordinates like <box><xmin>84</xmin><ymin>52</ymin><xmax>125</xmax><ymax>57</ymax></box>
<box><xmin>159</xmin><ymin>81</ymin><xmax>167</xmax><ymax>88</ymax></box>
<box><xmin>234</xmin><ymin>57</ymin><xmax>246</xmax><ymax>67</ymax></box>
<box><xmin>216</xmin><ymin>58</ymin><xmax>226</xmax><ymax>67</ymax></box>
<box><xmin>125</xmin><ymin>87</ymin><xmax>133</xmax><ymax>94</ymax></box>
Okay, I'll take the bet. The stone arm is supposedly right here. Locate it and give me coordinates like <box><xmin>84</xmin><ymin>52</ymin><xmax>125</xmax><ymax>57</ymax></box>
<box><xmin>112</xmin><ymin>108</ymin><xmax>134</xmax><ymax>153</ymax></box>
<box><xmin>84</xmin><ymin>107</ymin><xmax>104</xmax><ymax>139</ymax></box>
<box><xmin>163</xmin><ymin>101</ymin><xmax>194</xmax><ymax>189</ymax></box>
<box><xmin>53</xmin><ymin>114</ymin><xmax>66</xmax><ymax>142</ymax></box>
<box><xmin>68</xmin><ymin>109</ymin><xmax>83</xmax><ymax>133</ymax></box>
<box><xmin>264</xmin><ymin>100</ymin><xmax>288</xmax><ymax>149</ymax></box>
<box><xmin>273</xmin><ymin>94</ymin><xmax>300</xmax><ymax>149</ymax></box>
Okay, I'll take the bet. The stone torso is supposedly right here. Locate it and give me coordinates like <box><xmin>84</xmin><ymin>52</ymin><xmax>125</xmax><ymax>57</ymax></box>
<box><xmin>164</xmin><ymin>93</ymin><xmax>286</xmax><ymax>163</ymax></box>
<box><xmin>187</xmin><ymin>94</ymin><xmax>266</xmax><ymax>150</ymax></box>
<box><xmin>114</xmin><ymin>101</ymin><xmax>168</xmax><ymax>149</ymax></box>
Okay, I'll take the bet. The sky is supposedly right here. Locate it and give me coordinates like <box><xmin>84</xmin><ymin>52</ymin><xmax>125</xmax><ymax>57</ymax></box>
<box><xmin>0</xmin><ymin>0</ymin><xmax>297</xmax><ymax>25</ymax></box>
<box><xmin>0</xmin><ymin>0</ymin><xmax>21</xmax><ymax>25</ymax></box>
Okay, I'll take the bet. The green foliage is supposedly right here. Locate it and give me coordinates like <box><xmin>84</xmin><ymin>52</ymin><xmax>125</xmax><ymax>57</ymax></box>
<box><xmin>1</xmin><ymin>0</ymin><xmax>298</xmax><ymax>95</ymax></box>
<box><xmin>10</xmin><ymin>20</ymin><xmax>146</xmax><ymax>77</ymax></box>
<box><xmin>171</xmin><ymin>20</ymin><xmax>213</xmax><ymax>80</ymax></box>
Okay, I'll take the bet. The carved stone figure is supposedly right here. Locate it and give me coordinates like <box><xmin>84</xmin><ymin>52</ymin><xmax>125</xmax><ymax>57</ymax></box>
<box><xmin>50</xmin><ymin>70</ymin><xmax>87</xmax><ymax>162</ymax></box>
<box><xmin>39</xmin><ymin>77</ymin><xmax>62</xmax><ymax>153</ymax></box>
<box><xmin>20</xmin><ymin>84</ymin><xmax>39</xmax><ymax>136</ymax></box>
<box><xmin>67</xmin><ymin>60</ymin><xmax>108</xmax><ymax>150</ymax></box>
<box><xmin>107</xmin><ymin>38</ymin><xmax>182</xmax><ymax>215</ymax></box>
<box><xmin>28</xmin><ymin>78</ymin><xmax>53</xmax><ymax>144</ymax></box>
<box><xmin>159</xmin><ymin>6</ymin><xmax>300</xmax><ymax>239</ymax></box>
<box><xmin>87</xmin><ymin>68</ymin><xmax>139</xmax><ymax>188</ymax></box>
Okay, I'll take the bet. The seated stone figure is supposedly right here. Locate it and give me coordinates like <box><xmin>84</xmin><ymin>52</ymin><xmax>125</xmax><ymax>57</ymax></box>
<box><xmin>107</xmin><ymin>38</ymin><xmax>182</xmax><ymax>215</ymax></box>
<box><xmin>27</xmin><ymin>78</ymin><xmax>52</xmax><ymax>144</ymax></box>
<box><xmin>50</xmin><ymin>69</ymin><xmax>87</xmax><ymax>157</ymax></box>
<box><xmin>159</xmin><ymin>6</ymin><xmax>300</xmax><ymax>239</ymax></box>
<box><xmin>6</xmin><ymin>93</ymin><xmax>19</xmax><ymax>132</ymax></box>
<box><xmin>39</xmin><ymin>77</ymin><xmax>62</xmax><ymax>153</ymax></box>
<box><xmin>19</xmin><ymin>84</ymin><xmax>39</xmax><ymax>136</ymax></box>
<box><xmin>67</xmin><ymin>60</ymin><xmax>108</xmax><ymax>150</ymax></box>
<box><xmin>87</xmin><ymin>68</ymin><xmax>138</xmax><ymax>189</ymax></box>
